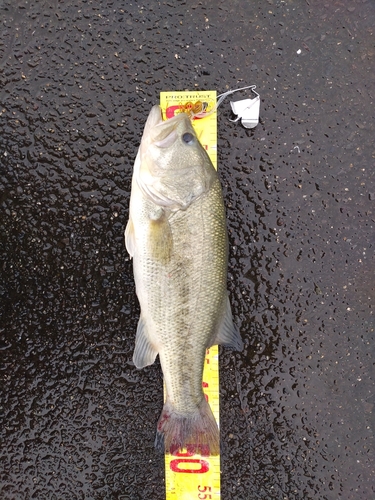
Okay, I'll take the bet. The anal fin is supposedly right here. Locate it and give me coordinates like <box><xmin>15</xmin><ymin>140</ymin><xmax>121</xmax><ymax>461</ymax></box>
<box><xmin>210</xmin><ymin>294</ymin><xmax>243</xmax><ymax>351</ymax></box>
<box><xmin>132</xmin><ymin>316</ymin><xmax>159</xmax><ymax>369</ymax></box>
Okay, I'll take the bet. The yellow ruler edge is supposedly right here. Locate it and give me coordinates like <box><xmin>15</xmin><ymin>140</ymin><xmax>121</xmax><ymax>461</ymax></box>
<box><xmin>160</xmin><ymin>90</ymin><xmax>221</xmax><ymax>500</ymax></box>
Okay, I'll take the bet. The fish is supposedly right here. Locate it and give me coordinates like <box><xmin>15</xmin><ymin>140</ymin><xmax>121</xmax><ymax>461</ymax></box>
<box><xmin>125</xmin><ymin>105</ymin><xmax>243</xmax><ymax>456</ymax></box>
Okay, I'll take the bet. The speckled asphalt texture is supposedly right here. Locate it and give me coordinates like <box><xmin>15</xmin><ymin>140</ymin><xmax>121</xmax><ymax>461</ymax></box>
<box><xmin>1</xmin><ymin>1</ymin><xmax>374</xmax><ymax>499</ymax></box>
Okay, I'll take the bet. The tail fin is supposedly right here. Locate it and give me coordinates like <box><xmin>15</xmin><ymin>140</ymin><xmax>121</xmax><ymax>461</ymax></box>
<box><xmin>155</xmin><ymin>398</ymin><xmax>220</xmax><ymax>456</ymax></box>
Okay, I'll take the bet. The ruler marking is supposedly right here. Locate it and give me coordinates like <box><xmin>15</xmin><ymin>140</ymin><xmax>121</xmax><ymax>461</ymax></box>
<box><xmin>160</xmin><ymin>90</ymin><xmax>220</xmax><ymax>500</ymax></box>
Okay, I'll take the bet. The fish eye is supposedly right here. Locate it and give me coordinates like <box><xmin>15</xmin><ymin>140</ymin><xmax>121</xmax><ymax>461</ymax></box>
<box><xmin>182</xmin><ymin>132</ymin><xmax>194</xmax><ymax>144</ymax></box>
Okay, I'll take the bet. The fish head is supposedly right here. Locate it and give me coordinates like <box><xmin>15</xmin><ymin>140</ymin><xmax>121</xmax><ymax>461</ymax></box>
<box><xmin>135</xmin><ymin>105</ymin><xmax>217</xmax><ymax>210</ymax></box>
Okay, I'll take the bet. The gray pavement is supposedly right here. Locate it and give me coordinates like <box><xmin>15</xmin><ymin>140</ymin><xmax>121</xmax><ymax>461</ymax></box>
<box><xmin>1</xmin><ymin>1</ymin><xmax>374</xmax><ymax>498</ymax></box>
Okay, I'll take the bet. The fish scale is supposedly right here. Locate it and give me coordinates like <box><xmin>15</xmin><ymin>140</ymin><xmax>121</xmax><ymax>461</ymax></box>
<box><xmin>156</xmin><ymin>180</ymin><xmax>227</xmax><ymax>415</ymax></box>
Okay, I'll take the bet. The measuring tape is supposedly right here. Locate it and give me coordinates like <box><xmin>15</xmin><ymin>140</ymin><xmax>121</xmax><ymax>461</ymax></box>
<box><xmin>159</xmin><ymin>90</ymin><xmax>221</xmax><ymax>500</ymax></box>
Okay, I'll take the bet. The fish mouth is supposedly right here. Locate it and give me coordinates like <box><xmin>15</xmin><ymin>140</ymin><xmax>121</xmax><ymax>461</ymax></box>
<box><xmin>143</xmin><ymin>105</ymin><xmax>164</xmax><ymax>130</ymax></box>
<box><xmin>144</xmin><ymin>105</ymin><xmax>192</xmax><ymax>149</ymax></box>
<box><xmin>154</xmin><ymin>130</ymin><xmax>178</xmax><ymax>148</ymax></box>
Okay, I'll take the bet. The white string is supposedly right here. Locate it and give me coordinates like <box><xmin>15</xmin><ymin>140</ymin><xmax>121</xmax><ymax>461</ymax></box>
<box><xmin>191</xmin><ymin>85</ymin><xmax>258</xmax><ymax>120</ymax></box>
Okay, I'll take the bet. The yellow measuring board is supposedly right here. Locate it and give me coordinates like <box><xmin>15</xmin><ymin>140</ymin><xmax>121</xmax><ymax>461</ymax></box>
<box><xmin>160</xmin><ymin>90</ymin><xmax>221</xmax><ymax>500</ymax></box>
<box><xmin>160</xmin><ymin>90</ymin><xmax>217</xmax><ymax>167</ymax></box>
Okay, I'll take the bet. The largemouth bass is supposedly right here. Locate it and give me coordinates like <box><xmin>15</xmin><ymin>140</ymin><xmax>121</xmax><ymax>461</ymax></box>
<box><xmin>125</xmin><ymin>105</ymin><xmax>243</xmax><ymax>455</ymax></box>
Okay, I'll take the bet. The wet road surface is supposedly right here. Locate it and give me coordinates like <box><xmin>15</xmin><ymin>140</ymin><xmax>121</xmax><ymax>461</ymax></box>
<box><xmin>1</xmin><ymin>1</ymin><xmax>374</xmax><ymax>499</ymax></box>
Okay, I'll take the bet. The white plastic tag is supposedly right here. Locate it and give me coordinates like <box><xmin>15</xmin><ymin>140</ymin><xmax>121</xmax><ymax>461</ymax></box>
<box><xmin>229</xmin><ymin>92</ymin><xmax>260</xmax><ymax>129</ymax></box>
<box><xmin>216</xmin><ymin>85</ymin><xmax>260</xmax><ymax>129</ymax></box>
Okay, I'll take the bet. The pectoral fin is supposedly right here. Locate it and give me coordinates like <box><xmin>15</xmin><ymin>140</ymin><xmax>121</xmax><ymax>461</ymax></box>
<box><xmin>210</xmin><ymin>294</ymin><xmax>243</xmax><ymax>351</ymax></box>
<box><xmin>125</xmin><ymin>217</ymin><xmax>136</xmax><ymax>258</ymax></box>
<box><xmin>148</xmin><ymin>209</ymin><xmax>173</xmax><ymax>264</ymax></box>
<box><xmin>133</xmin><ymin>316</ymin><xmax>159</xmax><ymax>369</ymax></box>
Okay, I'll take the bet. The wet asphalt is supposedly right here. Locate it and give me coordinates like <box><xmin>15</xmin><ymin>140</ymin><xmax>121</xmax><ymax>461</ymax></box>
<box><xmin>1</xmin><ymin>1</ymin><xmax>374</xmax><ymax>499</ymax></box>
